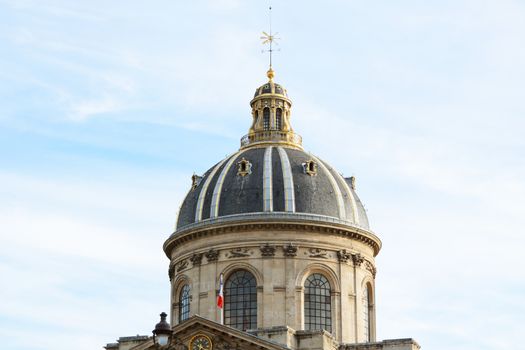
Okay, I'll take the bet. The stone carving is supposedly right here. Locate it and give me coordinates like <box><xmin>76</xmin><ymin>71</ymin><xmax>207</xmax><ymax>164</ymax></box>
<box><xmin>228</xmin><ymin>247</ymin><xmax>251</xmax><ymax>258</ymax></box>
<box><xmin>260</xmin><ymin>243</ymin><xmax>276</xmax><ymax>257</ymax></box>
<box><xmin>365</xmin><ymin>260</ymin><xmax>377</xmax><ymax>278</ymax></box>
<box><xmin>177</xmin><ymin>259</ymin><xmax>188</xmax><ymax>272</ymax></box>
<box><xmin>190</xmin><ymin>253</ymin><xmax>203</xmax><ymax>266</ymax></box>
<box><xmin>337</xmin><ymin>249</ymin><xmax>352</xmax><ymax>263</ymax></box>
<box><xmin>283</xmin><ymin>244</ymin><xmax>297</xmax><ymax>257</ymax></box>
<box><xmin>168</xmin><ymin>261</ymin><xmax>176</xmax><ymax>281</ymax></box>
<box><xmin>171</xmin><ymin>338</ymin><xmax>188</xmax><ymax>350</ymax></box>
<box><xmin>308</xmin><ymin>247</ymin><xmax>328</xmax><ymax>258</ymax></box>
<box><xmin>351</xmin><ymin>253</ymin><xmax>364</xmax><ymax>266</ymax></box>
<box><xmin>205</xmin><ymin>249</ymin><xmax>220</xmax><ymax>262</ymax></box>
<box><xmin>214</xmin><ymin>337</ymin><xmax>233</xmax><ymax>350</ymax></box>
<box><xmin>191</xmin><ymin>174</ymin><xmax>202</xmax><ymax>190</ymax></box>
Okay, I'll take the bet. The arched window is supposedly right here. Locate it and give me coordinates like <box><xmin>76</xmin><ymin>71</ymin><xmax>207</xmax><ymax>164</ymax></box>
<box><xmin>362</xmin><ymin>284</ymin><xmax>372</xmax><ymax>342</ymax></box>
<box><xmin>276</xmin><ymin>108</ymin><xmax>282</xmax><ymax>130</ymax></box>
<box><xmin>179</xmin><ymin>284</ymin><xmax>191</xmax><ymax>322</ymax></box>
<box><xmin>263</xmin><ymin>108</ymin><xmax>270</xmax><ymax>131</ymax></box>
<box><xmin>224</xmin><ymin>270</ymin><xmax>257</xmax><ymax>330</ymax></box>
<box><xmin>304</xmin><ymin>273</ymin><xmax>332</xmax><ymax>332</ymax></box>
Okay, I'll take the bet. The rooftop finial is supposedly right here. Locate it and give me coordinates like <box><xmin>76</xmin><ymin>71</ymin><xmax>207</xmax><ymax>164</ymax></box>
<box><xmin>260</xmin><ymin>5</ymin><xmax>280</xmax><ymax>81</ymax></box>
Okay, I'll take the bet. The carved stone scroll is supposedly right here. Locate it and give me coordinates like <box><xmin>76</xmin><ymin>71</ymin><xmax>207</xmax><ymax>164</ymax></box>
<box><xmin>260</xmin><ymin>243</ymin><xmax>276</xmax><ymax>257</ymax></box>
<box><xmin>190</xmin><ymin>253</ymin><xmax>203</xmax><ymax>266</ymax></box>
<box><xmin>177</xmin><ymin>259</ymin><xmax>189</xmax><ymax>272</ymax></box>
<box><xmin>337</xmin><ymin>249</ymin><xmax>352</xmax><ymax>263</ymax></box>
<box><xmin>283</xmin><ymin>244</ymin><xmax>298</xmax><ymax>257</ymax></box>
<box><xmin>205</xmin><ymin>249</ymin><xmax>220</xmax><ymax>262</ymax></box>
<box><xmin>351</xmin><ymin>253</ymin><xmax>364</xmax><ymax>266</ymax></box>
<box><xmin>227</xmin><ymin>247</ymin><xmax>251</xmax><ymax>258</ymax></box>
<box><xmin>308</xmin><ymin>247</ymin><xmax>328</xmax><ymax>258</ymax></box>
<box><xmin>365</xmin><ymin>260</ymin><xmax>377</xmax><ymax>278</ymax></box>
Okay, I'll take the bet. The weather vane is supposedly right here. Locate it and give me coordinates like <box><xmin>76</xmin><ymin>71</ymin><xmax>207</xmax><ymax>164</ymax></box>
<box><xmin>261</xmin><ymin>6</ymin><xmax>280</xmax><ymax>72</ymax></box>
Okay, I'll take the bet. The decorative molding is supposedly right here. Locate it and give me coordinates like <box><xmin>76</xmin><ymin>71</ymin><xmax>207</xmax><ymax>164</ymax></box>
<box><xmin>177</xmin><ymin>259</ymin><xmax>189</xmax><ymax>272</ymax></box>
<box><xmin>190</xmin><ymin>253</ymin><xmax>203</xmax><ymax>266</ymax></box>
<box><xmin>283</xmin><ymin>244</ymin><xmax>298</xmax><ymax>257</ymax></box>
<box><xmin>227</xmin><ymin>247</ymin><xmax>251</xmax><ymax>258</ymax></box>
<box><xmin>337</xmin><ymin>249</ymin><xmax>352</xmax><ymax>263</ymax></box>
<box><xmin>308</xmin><ymin>247</ymin><xmax>328</xmax><ymax>258</ymax></box>
<box><xmin>205</xmin><ymin>249</ymin><xmax>220</xmax><ymax>262</ymax></box>
<box><xmin>365</xmin><ymin>260</ymin><xmax>377</xmax><ymax>278</ymax></box>
<box><xmin>260</xmin><ymin>243</ymin><xmax>276</xmax><ymax>257</ymax></box>
<box><xmin>165</xmin><ymin>220</ymin><xmax>382</xmax><ymax>257</ymax></box>
<box><xmin>351</xmin><ymin>253</ymin><xmax>364</xmax><ymax>266</ymax></box>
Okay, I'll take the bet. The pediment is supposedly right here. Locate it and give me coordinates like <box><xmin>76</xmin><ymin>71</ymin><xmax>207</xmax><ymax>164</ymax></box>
<box><xmin>131</xmin><ymin>315</ymin><xmax>288</xmax><ymax>350</ymax></box>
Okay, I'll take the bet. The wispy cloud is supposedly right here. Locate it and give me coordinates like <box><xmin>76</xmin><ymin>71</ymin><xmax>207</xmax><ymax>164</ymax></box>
<box><xmin>1</xmin><ymin>1</ymin><xmax>524</xmax><ymax>350</ymax></box>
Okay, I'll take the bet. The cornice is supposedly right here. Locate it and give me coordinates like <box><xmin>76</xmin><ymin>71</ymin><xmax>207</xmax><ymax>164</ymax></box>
<box><xmin>164</xmin><ymin>215</ymin><xmax>381</xmax><ymax>258</ymax></box>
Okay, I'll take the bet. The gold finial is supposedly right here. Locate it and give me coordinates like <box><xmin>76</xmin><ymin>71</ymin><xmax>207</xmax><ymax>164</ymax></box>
<box><xmin>267</xmin><ymin>67</ymin><xmax>275</xmax><ymax>81</ymax></box>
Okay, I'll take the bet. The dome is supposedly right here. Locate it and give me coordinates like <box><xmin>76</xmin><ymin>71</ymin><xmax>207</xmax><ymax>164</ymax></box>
<box><xmin>174</xmin><ymin>68</ymin><xmax>371</xmax><ymax>235</ymax></box>
<box><xmin>176</xmin><ymin>146</ymin><xmax>369</xmax><ymax>231</ymax></box>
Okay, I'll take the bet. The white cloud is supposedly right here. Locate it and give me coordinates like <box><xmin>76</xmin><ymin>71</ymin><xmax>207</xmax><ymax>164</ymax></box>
<box><xmin>1</xmin><ymin>1</ymin><xmax>524</xmax><ymax>350</ymax></box>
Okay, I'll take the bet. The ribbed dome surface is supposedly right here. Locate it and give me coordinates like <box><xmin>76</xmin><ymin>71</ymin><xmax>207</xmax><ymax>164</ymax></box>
<box><xmin>253</xmin><ymin>82</ymin><xmax>288</xmax><ymax>98</ymax></box>
<box><xmin>176</xmin><ymin>146</ymin><xmax>369</xmax><ymax>231</ymax></box>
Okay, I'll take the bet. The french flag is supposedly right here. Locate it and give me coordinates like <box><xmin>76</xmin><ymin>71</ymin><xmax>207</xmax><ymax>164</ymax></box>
<box><xmin>217</xmin><ymin>273</ymin><xmax>224</xmax><ymax>309</ymax></box>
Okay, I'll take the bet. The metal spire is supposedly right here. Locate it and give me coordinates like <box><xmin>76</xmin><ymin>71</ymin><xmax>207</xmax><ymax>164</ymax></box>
<box><xmin>260</xmin><ymin>6</ymin><xmax>280</xmax><ymax>80</ymax></box>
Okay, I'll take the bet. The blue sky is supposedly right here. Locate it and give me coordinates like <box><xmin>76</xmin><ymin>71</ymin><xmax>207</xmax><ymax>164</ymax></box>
<box><xmin>1</xmin><ymin>1</ymin><xmax>524</xmax><ymax>349</ymax></box>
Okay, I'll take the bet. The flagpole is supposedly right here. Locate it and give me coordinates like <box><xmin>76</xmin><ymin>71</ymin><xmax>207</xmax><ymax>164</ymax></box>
<box><xmin>218</xmin><ymin>273</ymin><xmax>224</xmax><ymax>325</ymax></box>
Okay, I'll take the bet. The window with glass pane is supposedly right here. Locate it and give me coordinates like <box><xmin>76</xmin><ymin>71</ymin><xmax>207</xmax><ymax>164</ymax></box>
<box><xmin>304</xmin><ymin>273</ymin><xmax>332</xmax><ymax>332</ymax></box>
<box><xmin>263</xmin><ymin>108</ymin><xmax>270</xmax><ymax>130</ymax></box>
<box><xmin>224</xmin><ymin>270</ymin><xmax>257</xmax><ymax>330</ymax></box>
<box><xmin>276</xmin><ymin>109</ymin><xmax>282</xmax><ymax>130</ymax></box>
<box><xmin>362</xmin><ymin>284</ymin><xmax>371</xmax><ymax>341</ymax></box>
<box><xmin>179</xmin><ymin>284</ymin><xmax>191</xmax><ymax>322</ymax></box>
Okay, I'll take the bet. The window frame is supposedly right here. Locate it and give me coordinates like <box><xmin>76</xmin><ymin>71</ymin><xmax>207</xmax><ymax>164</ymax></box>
<box><xmin>178</xmin><ymin>284</ymin><xmax>191</xmax><ymax>322</ymax></box>
<box><xmin>224</xmin><ymin>269</ymin><xmax>258</xmax><ymax>331</ymax></box>
<box><xmin>304</xmin><ymin>273</ymin><xmax>332</xmax><ymax>333</ymax></box>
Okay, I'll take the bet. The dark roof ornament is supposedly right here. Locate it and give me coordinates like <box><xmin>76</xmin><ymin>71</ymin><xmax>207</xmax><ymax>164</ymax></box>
<box><xmin>152</xmin><ymin>312</ymin><xmax>172</xmax><ymax>347</ymax></box>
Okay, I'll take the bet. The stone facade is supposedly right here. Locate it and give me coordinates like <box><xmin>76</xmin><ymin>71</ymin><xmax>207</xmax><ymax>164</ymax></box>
<box><xmin>167</xmin><ymin>226</ymin><xmax>378</xmax><ymax>344</ymax></box>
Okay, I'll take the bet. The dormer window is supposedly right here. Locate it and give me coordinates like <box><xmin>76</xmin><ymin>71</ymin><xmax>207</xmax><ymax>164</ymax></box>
<box><xmin>303</xmin><ymin>160</ymin><xmax>318</xmax><ymax>176</ymax></box>
<box><xmin>237</xmin><ymin>158</ymin><xmax>252</xmax><ymax>176</ymax></box>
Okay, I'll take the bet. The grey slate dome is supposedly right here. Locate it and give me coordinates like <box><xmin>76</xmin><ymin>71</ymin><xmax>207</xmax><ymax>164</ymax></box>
<box><xmin>175</xmin><ymin>68</ymin><xmax>370</xmax><ymax>233</ymax></box>
<box><xmin>176</xmin><ymin>146</ymin><xmax>369</xmax><ymax>231</ymax></box>
<box><xmin>254</xmin><ymin>82</ymin><xmax>288</xmax><ymax>98</ymax></box>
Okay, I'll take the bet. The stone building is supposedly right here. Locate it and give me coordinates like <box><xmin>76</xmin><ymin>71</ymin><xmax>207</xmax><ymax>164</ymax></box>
<box><xmin>104</xmin><ymin>68</ymin><xmax>420</xmax><ymax>350</ymax></box>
